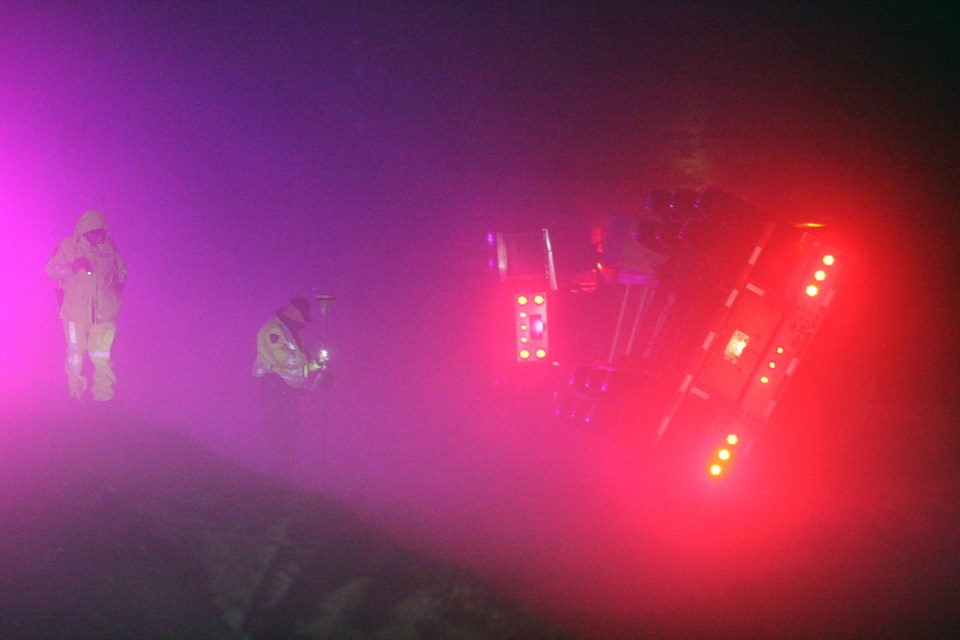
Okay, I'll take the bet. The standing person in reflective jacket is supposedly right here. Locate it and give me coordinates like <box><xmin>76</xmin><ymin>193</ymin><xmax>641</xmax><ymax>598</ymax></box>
<box><xmin>252</xmin><ymin>297</ymin><xmax>321</xmax><ymax>481</ymax></box>
<box><xmin>45</xmin><ymin>210</ymin><xmax>128</xmax><ymax>403</ymax></box>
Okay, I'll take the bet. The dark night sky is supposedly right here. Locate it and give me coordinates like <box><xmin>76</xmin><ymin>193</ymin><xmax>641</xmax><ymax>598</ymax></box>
<box><xmin>1</xmin><ymin>1</ymin><xmax>959</xmax><ymax>637</ymax></box>
<box><xmin>4</xmin><ymin>0</ymin><xmax>956</xmax><ymax>419</ymax></box>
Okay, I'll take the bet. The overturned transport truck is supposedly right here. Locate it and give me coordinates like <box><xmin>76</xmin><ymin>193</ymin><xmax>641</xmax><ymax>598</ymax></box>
<box><xmin>492</xmin><ymin>188</ymin><xmax>850</xmax><ymax>480</ymax></box>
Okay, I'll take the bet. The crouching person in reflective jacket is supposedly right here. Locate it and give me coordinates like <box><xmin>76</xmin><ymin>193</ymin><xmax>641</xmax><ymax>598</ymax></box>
<box><xmin>252</xmin><ymin>297</ymin><xmax>321</xmax><ymax>483</ymax></box>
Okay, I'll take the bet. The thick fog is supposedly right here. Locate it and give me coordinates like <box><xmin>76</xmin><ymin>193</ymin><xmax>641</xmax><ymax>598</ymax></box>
<box><xmin>2</xmin><ymin>2</ymin><xmax>958</xmax><ymax>637</ymax></box>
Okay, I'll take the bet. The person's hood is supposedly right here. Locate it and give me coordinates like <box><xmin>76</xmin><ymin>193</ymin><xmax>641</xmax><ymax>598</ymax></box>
<box><xmin>279</xmin><ymin>297</ymin><xmax>311</xmax><ymax>325</ymax></box>
<box><xmin>74</xmin><ymin>210</ymin><xmax>109</xmax><ymax>237</ymax></box>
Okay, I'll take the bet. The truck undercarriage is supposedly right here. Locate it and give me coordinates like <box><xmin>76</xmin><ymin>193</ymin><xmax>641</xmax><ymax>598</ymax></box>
<box><xmin>490</xmin><ymin>188</ymin><xmax>849</xmax><ymax>480</ymax></box>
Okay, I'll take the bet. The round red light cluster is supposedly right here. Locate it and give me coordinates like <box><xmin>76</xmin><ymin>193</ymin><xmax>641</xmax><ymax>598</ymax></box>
<box><xmin>709</xmin><ymin>434</ymin><xmax>740</xmax><ymax>477</ymax></box>
<box><xmin>805</xmin><ymin>254</ymin><xmax>836</xmax><ymax>298</ymax></box>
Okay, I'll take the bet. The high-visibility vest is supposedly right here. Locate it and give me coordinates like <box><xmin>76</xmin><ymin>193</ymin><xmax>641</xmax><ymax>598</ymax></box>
<box><xmin>252</xmin><ymin>316</ymin><xmax>310</xmax><ymax>388</ymax></box>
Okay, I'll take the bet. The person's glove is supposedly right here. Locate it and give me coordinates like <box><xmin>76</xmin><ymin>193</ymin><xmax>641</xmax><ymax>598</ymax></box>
<box><xmin>71</xmin><ymin>258</ymin><xmax>92</xmax><ymax>274</ymax></box>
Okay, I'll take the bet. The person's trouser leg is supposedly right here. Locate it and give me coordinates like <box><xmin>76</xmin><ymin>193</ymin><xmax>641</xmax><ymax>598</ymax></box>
<box><xmin>89</xmin><ymin>321</ymin><xmax>117</xmax><ymax>401</ymax></box>
<box><xmin>62</xmin><ymin>318</ymin><xmax>88</xmax><ymax>400</ymax></box>
<box><xmin>258</xmin><ymin>375</ymin><xmax>302</xmax><ymax>483</ymax></box>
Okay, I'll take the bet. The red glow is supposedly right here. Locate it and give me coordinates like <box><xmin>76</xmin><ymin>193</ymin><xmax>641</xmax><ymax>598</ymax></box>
<box><xmin>0</xmin><ymin>8</ymin><xmax>947</xmax><ymax>640</ymax></box>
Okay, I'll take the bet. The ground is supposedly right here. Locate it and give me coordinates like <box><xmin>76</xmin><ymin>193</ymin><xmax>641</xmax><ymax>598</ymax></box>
<box><xmin>2</xmin><ymin>380</ymin><xmax>956</xmax><ymax>639</ymax></box>
<box><xmin>0</xmin><ymin>403</ymin><xmax>573</xmax><ymax>640</ymax></box>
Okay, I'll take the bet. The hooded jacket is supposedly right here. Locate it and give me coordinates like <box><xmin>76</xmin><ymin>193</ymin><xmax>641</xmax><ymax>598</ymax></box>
<box><xmin>45</xmin><ymin>210</ymin><xmax>128</xmax><ymax>323</ymax></box>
